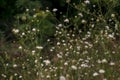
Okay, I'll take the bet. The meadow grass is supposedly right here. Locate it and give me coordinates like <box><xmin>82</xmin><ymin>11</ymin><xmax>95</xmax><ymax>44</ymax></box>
<box><xmin>0</xmin><ymin>0</ymin><xmax>120</xmax><ymax>80</ymax></box>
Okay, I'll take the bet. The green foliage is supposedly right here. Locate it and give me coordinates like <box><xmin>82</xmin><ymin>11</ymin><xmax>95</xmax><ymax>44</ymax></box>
<box><xmin>13</xmin><ymin>9</ymin><xmax>56</xmax><ymax>46</ymax></box>
<box><xmin>16</xmin><ymin>0</ymin><xmax>41</xmax><ymax>11</ymax></box>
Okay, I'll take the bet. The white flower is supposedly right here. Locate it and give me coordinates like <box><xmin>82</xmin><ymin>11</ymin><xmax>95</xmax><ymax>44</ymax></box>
<box><xmin>6</xmin><ymin>63</ymin><xmax>9</xmax><ymax>66</ymax></box>
<box><xmin>108</xmin><ymin>34</ymin><xmax>114</xmax><ymax>38</ymax></box>
<box><xmin>46</xmin><ymin>10</ymin><xmax>50</xmax><ymax>12</ymax></box>
<box><xmin>110</xmin><ymin>62</ymin><xmax>115</xmax><ymax>66</ymax></box>
<box><xmin>64</xmin><ymin>18</ymin><xmax>69</xmax><ymax>23</ymax></box>
<box><xmin>81</xmin><ymin>63</ymin><xmax>88</xmax><ymax>67</ymax></box>
<box><xmin>52</xmin><ymin>8</ymin><xmax>58</xmax><ymax>12</ymax></box>
<box><xmin>14</xmin><ymin>73</ymin><xmax>18</xmax><ymax>76</ymax></box>
<box><xmin>32</xmin><ymin>28</ymin><xmax>36</xmax><ymax>31</ymax></box>
<box><xmin>18</xmin><ymin>46</ymin><xmax>22</xmax><ymax>49</ymax></box>
<box><xmin>43</xmin><ymin>60</ymin><xmax>51</xmax><ymax>65</ymax></box>
<box><xmin>71</xmin><ymin>65</ymin><xmax>77</xmax><ymax>70</ymax></box>
<box><xmin>22</xmin><ymin>32</ymin><xmax>25</xmax><ymax>36</ymax></box>
<box><xmin>1</xmin><ymin>74</ymin><xmax>6</xmax><ymax>78</ymax></box>
<box><xmin>97</xmin><ymin>59</ymin><xmax>101</xmax><ymax>64</ymax></box>
<box><xmin>93</xmin><ymin>72</ymin><xmax>99</xmax><ymax>76</ymax></box>
<box><xmin>101</xmin><ymin>59</ymin><xmax>107</xmax><ymax>63</ymax></box>
<box><xmin>93</xmin><ymin>5</ymin><xmax>96</xmax><ymax>7</ymax></box>
<box><xmin>57</xmin><ymin>42</ymin><xmax>61</xmax><ymax>45</ymax></box>
<box><xmin>57</xmin><ymin>54</ymin><xmax>62</xmax><ymax>58</ymax></box>
<box><xmin>105</xmin><ymin>26</ymin><xmax>109</xmax><ymax>30</ymax></box>
<box><xmin>12</xmin><ymin>29</ymin><xmax>19</xmax><ymax>34</ymax></box>
<box><xmin>111</xmin><ymin>14</ymin><xmax>115</xmax><ymax>17</ymax></box>
<box><xmin>46</xmin><ymin>75</ymin><xmax>50</xmax><ymax>78</ymax></box>
<box><xmin>36</xmin><ymin>46</ymin><xmax>43</xmax><ymax>50</ymax></box>
<box><xmin>32</xmin><ymin>50</ymin><xmax>35</xmax><ymax>55</ymax></box>
<box><xmin>34</xmin><ymin>59</ymin><xmax>38</xmax><ymax>63</ymax></box>
<box><xmin>78</xmin><ymin>13</ymin><xmax>83</xmax><ymax>17</ymax></box>
<box><xmin>99</xmin><ymin>69</ymin><xmax>105</xmax><ymax>74</ymax></box>
<box><xmin>19</xmin><ymin>75</ymin><xmax>22</xmax><ymax>78</ymax></box>
<box><xmin>59</xmin><ymin>76</ymin><xmax>66</xmax><ymax>80</ymax></box>
<box><xmin>26</xmin><ymin>9</ymin><xmax>29</xmax><ymax>12</ymax></box>
<box><xmin>47</xmin><ymin>39</ymin><xmax>50</xmax><ymax>42</ymax></box>
<box><xmin>81</xmin><ymin>19</ymin><xmax>86</xmax><ymax>24</ymax></box>
<box><xmin>33</xmin><ymin>14</ymin><xmax>37</xmax><ymax>18</ymax></box>
<box><xmin>64</xmin><ymin>62</ymin><xmax>68</xmax><ymax>66</ymax></box>
<box><xmin>13</xmin><ymin>64</ymin><xmax>17</xmax><ymax>68</ymax></box>
<box><xmin>33</xmin><ymin>8</ymin><xmax>36</xmax><ymax>11</ymax></box>
<box><xmin>58</xmin><ymin>24</ymin><xmax>63</xmax><ymax>27</ymax></box>
<box><xmin>84</xmin><ymin>0</ymin><xmax>90</xmax><ymax>4</ymax></box>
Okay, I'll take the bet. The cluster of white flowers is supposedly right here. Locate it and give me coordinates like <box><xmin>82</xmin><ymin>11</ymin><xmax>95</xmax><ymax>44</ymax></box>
<box><xmin>12</xmin><ymin>28</ymin><xmax>19</xmax><ymax>34</ymax></box>
<box><xmin>43</xmin><ymin>60</ymin><xmax>51</xmax><ymax>65</ymax></box>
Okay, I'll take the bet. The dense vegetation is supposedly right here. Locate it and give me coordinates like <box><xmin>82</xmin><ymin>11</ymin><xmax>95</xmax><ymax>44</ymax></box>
<box><xmin>0</xmin><ymin>0</ymin><xmax>120</xmax><ymax>80</ymax></box>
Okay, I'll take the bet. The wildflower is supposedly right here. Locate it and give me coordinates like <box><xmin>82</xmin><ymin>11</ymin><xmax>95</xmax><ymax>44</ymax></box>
<box><xmin>46</xmin><ymin>10</ymin><xmax>50</xmax><ymax>12</ymax></box>
<box><xmin>52</xmin><ymin>8</ymin><xmax>58</xmax><ymax>12</ymax></box>
<box><xmin>59</xmin><ymin>76</ymin><xmax>66</xmax><ymax>80</ymax></box>
<box><xmin>57</xmin><ymin>42</ymin><xmax>61</xmax><ymax>45</ymax></box>
<box><xmin>18</xmin><ymin>46</ymin><xmax>22</xmax><ymax>49</ymax></box>
<box><xmin>99</xmin><ymin>69</ymin><xmax>105</xmax><ymax>74</ymax></box>
<box><xmin>93</xmin><ymin>72</ymin><xmax>99</xmax><ymax>76</ymax></box>
<box><xmin>81</xmin><ymin>19</ymin><xmax>87</xmax><ymax>24</ymax></box>
<box><xmin>78</xmin><ymin>13</ymin><xmax>83</xmax><ymax>17</ymax></box>
<box><xmin>77</xmin><ymin>46</ymin><xmax>80</xmax><ymax>50</ymax></box>
<box><xmin>93</xmin><ymin>5</ymin><xmax>96</xmax><ymax>7</ymax></box>
<box><xmin>34</xmin><ymin>59</ymin><xmax>38</xmax><ymax>63</ymax></box>
<box><xmin>81</xmin><ymin>63</ymin><xmax>88</xmax><ymax>67</ymax></box>
<box><xmin>12</xmin><ymin>28</ymin><xmax>19</xmax><ymax>34</ymax></box>
<box><xmin>111</xmin><ymin>14</ymin><xmax>115</xmax><ymax>17</ymax></box>
<box><xmin>108</xmin><ymin>34</ymin><xmax>114</xmax><ymax>38</ymax></box>
<box><xmin>33</xmin><ymin>8</ymin><xmax>36</xmax><ymax>11</ymax></box>
<box><xmin>32</xmin><ymin>28</ymin><xmax>36</xmax><ymax>31</ymax></box>
<box><xmin>13</xmin><ymin>64</ymin><xmax>17</xmax><ymax>68</ymax></box>
<box><xmin>19</xmin><ymin>75</ymin><xmax>22</xmax><ymax>78</ymax></box>
<box><xmin>105</xmin><ymin>26</ymin><xmax>109</xmax><ymax>30</ymax></box>
<box><xmin>64</xmin><ymin>62</ymin><xmax>68</xmax><ymax>66</ymax></box>
<box><xmin>47</xmin><ymin>39</ymin><xmax>50</xmax><ymax>42</ymax></box>
<box><xmin>97</xmin><ymin>59</ymin><xmax>102</xmax><ymax>64</ymax></box>
<box><xmin>71</xmin><ymin>65</ymin><xmax>77</xmax><ymax>70</ymax></box>
<box><xmin>43</xmin><ymin>60</ymin><xmax>51</xmax><ymax>65</ymax></box>
<box><xmin>101</xmin><ymin>59</ymin><xmax>107</xmax><ymax>63</ymax></box>
<box><xmin>58</xmin><ymin>24</ymin><xmax>63</xmax><ymax>27</ymax></box>
<box><xmin>6</xmin><ymin>63</ymin><xmax>9</xmax><ymax>66</ymax></box>
<box><xmin>14</xmin><ymin>73</ymin><xmax>18</xmax><ymax>76</ymax></box>
<box><xmin>26</xmin><ymin>8</ymin><xmax>29</xmax><ymax>12</ymax></box>
<box><xmin>110</xmin><ymin>62</ymin><xmax>115</xmax><ymax>66</ymax></box>
<box><xmin>57</xmin><ymin>54</ymin><xmax>62</xmax><ymax>58</ymax></box>
<box><xmin>46</xmin><ymin>75</ymin><xmax>50</xmax><ymax>78</ymax></box>
<box><xmin>22</xmin><ymin>32</ymin><xmax>25</xmax><ymax>36</ymax></box>
<box><xmin>1</xmin><ymin>74</ymin><xmax>6</xmax><ymax>78</ymax></box>
<box><xmin>84</xmin><ymin>0</ymin><xmax>90</xmax><ymax>4</ymax></box>
<box><xmin>33</xmin><ymin>14</ymin><xmax>37</xmax><ymax>18</ymax></box>
<box><xmin>64</xmin><ymin>18</ymin><xmax>69</xmax><ymax>23</ymax></box>
<box><xmin>32</xmin><ymin>50</ymin><xmax>35</xmax><ymax>55</ymax></box>
<box><xmin>36</xmin><ymin>46</ymin><xmax>43</xmax><ymax>50</ymax></box>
